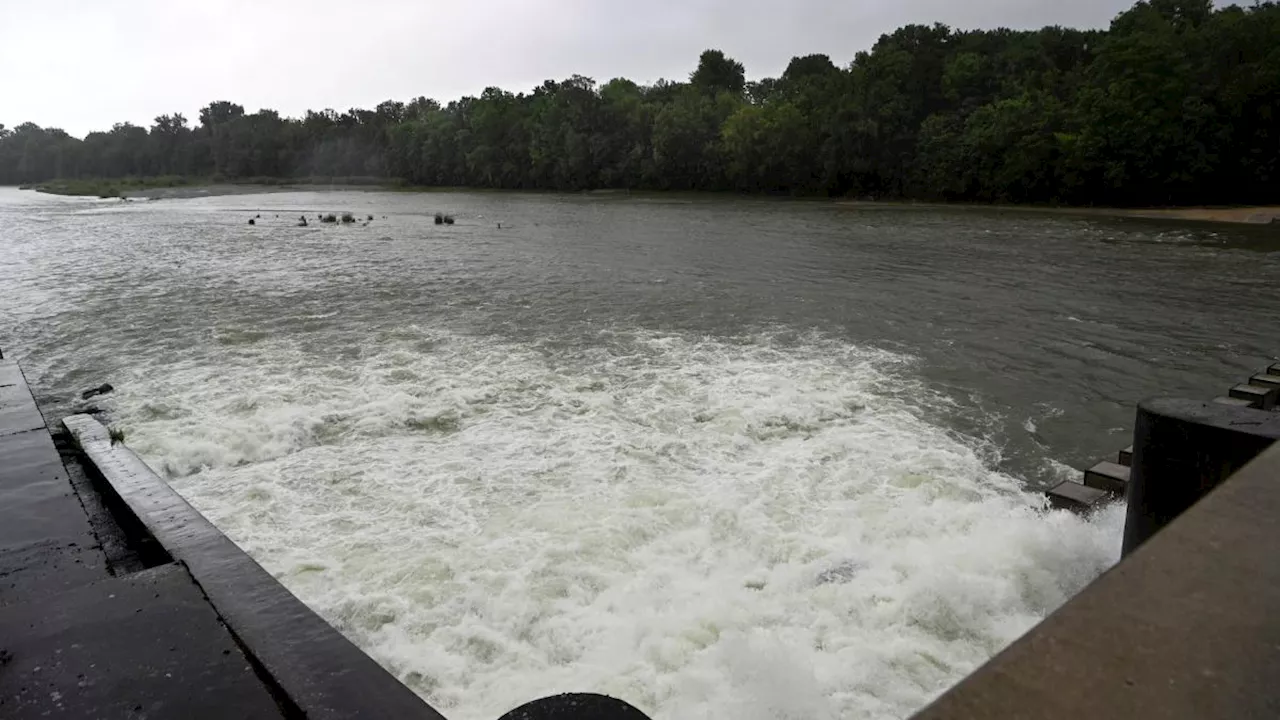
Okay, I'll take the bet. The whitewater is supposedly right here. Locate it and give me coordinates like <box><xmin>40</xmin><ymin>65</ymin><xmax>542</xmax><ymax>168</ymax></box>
<box><xmin>108</xmin><ymin>325</ymin><xmax>1121</xmax><ymax>719</ymax></box>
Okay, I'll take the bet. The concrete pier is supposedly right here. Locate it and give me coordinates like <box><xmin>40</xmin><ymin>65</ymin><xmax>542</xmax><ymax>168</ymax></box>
<box><xmin>1122</xmin><ymin>398</ymin><xmax>1280</xmax><ymax>555</ymax></box>
<box><xmin>911</xmin><ymin>442</ymin><xmax>1280</xmax><ymax>720</ymax></box>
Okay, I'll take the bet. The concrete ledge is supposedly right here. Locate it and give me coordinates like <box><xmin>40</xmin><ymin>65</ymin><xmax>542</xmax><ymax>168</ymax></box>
<box><xmin>1249</xmin><ymin>373</ymin><xmax>1280</xmax><ymax>389</ymax></box>
<box><xmin>1045</xmin><ymin>481</ymin><xmax>1109</xmax><ymax>513</ymax></box>
<box><xmin>1083</xmin><ymin>460</ymin><xmax>1130</xmax><ymax>495</ymax></box>
<box><xmin>1117</xmin><ymin>445</ymin><xmax>1133</xmax><ymax>467</ymax></box>
<box><xmin>0</xmin><ymin>360</ymin><xmax>46</xmax><ymax>437</ymax></box>
<box><xmin>1213</xmin><ymin>395</ymin><xmax>1256</xmax><ymax>408</ymax></box>
<box><xmin>63</xmin><ymin>414</ymin><xmax>446</xmax><ymax>720</ymax></box>
<box><xmin>1228</xmin><ymin>383</ymin><xmax>1277</xmax><ymax>410</ymax></box>
<box><xmin>911</xmin><ymin>443</ymin><xmax>1280</xmax><ymax>720</ymax></box>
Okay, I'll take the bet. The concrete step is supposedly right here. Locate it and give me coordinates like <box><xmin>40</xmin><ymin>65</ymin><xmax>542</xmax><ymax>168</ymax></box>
<box><xmin>1249</xmin><ymin>373</ymin><xmax>1280</xmax><ymax>389</ymax></box>
<box><xmin>1269</xmin><ymin>362</ymin><xmax>1280</xmax><ymax>376</ymax></box>
<box><xmin>1084</xmin><ymin>461</ymin><xmax>1131</xmax><ymax>495</ymax></box>
<box><xmin>1118</xmin><ymin>446</ymin><xmax>1133</xmax><ymax>467</ymax></box>
<box><xmin>0</xmin><ymin>563</ymin><xmax>285</xmax><ymax>719</ymax></box>
<box><xmin>1229</xmin><ymin>383</ymin><xmax>1278</xmax><ymax>410</ymax></box>
<box><xmin>1214</xmin><ymin>396</ymin><xmax>1257</xmax><ymax>408</ymax></box>
<box><xmin>1046</xmin><ymin>481</ymin><xmax>1110</xmax><ymax>513</ymax></box>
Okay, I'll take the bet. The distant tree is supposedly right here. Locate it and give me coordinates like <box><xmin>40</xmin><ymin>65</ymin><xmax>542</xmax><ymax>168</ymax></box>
<box><xmin>690</xmin><ymin>50</ymin><xmax>746</xmax><ymax>96</ymax></box>
<box><xmin>2</xmin><ymin>1</ymin><xmax>1277</xmax><ymax>205</ymax></box>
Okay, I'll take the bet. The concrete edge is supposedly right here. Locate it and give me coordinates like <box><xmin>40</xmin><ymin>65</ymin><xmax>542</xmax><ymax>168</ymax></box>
<box><xmin>909</xmin><ymin>441</ymin><xmax>1280</xmax><ymax>719</ymax></box>
<box><xmin>63</xmin><ymin>414</ymin><xmax>448</xmax><ymax>720</ymax></box>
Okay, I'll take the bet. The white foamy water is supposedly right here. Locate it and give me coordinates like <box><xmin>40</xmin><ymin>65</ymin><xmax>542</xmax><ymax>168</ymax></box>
<box><xmin>108</xmin><ymin>325</ymin><xmax>1121</xmax><ymax>720</ymax></box>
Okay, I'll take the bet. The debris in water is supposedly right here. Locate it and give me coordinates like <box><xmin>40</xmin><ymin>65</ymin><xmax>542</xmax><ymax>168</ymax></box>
<box><xmin>81</xmin><ymin>383</ymin><xmax>114</xmax><ymax>400</ymax></box>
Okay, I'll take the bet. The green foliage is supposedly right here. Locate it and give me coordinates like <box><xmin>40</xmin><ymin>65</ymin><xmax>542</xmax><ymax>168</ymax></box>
<box><xmin>34</xmin><ymin>176</ymin><xmax>204</xmax><ymax>197</ymax></box>
<box><xmin>3</xmin><ymin>2</ymin><xmax>1278</xmax><ymax>206</ymax></box>
<box><xmin>691</xmin><ymin>50</ymin><xmax>747</xmax><ymax>95</ymax></box>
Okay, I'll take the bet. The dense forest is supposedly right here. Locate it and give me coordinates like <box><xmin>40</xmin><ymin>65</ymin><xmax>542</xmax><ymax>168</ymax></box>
<box><xmin>2</xmin><ymin>0</ymin><xmax>1277</xmax><ymax>205</ymax></box>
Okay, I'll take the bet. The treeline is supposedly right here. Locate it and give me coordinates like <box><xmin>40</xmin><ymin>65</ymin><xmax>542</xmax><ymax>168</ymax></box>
<box><xmin>2</xmin><ymin>0</ymin><xmax>1277</xmax><ymax>206</ymax></box>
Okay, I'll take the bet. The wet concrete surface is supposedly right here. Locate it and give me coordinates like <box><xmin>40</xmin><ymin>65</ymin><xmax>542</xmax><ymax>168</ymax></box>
<box><xmin>0</xmin><ymin>564</ymin><xmax>284</xmax><ymax>719</ymax></box>
<box><xmin>65</xmin><ymin>413</ymin><xmax>448</xmax><ymax>720</ymax></box>
<box><xmin>0</xmin><ymin>358</ymin><xmax>287</xmax><ymax>718</ymax></box>
<box><xmin>1</xmin><ymin>360</ymin><xmax>104</xmax><ymax>605</ymax></box>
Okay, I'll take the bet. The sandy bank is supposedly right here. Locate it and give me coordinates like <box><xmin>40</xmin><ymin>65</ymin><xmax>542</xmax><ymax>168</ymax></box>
<box><xmin>838</xmin><ymin>200</ymin><xmax>1280</xmax><ymax>225</ymax></box>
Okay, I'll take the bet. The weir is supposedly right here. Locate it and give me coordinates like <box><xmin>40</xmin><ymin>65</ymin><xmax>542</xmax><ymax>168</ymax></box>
<box><xmin>2</xmin><ymin>344</ymin><xmax>1278</xmax><ymax>718</ymax></box>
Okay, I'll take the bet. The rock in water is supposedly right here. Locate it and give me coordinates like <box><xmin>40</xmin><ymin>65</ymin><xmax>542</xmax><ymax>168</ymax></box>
<box><xmin>81</xmin><ymin>383</ymin><xmax>114</xmax><ymax>400</ymax></box>
<box><xmin>816</xmin><ymin>559</ymin><xmax>863</xmax><ymax>585</ymax></box>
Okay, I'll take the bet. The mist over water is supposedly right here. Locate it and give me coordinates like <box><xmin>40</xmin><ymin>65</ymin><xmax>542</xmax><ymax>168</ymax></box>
<box><xmin>2</xmin><ymin>188</ymin><xmax>1277</xmax><ymax>719</ymax></box>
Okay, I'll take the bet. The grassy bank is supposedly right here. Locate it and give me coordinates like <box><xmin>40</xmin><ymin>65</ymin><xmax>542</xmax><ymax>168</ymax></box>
<box><xmin>31</xmin><ymin>174</ymin><xmax>405</xmax><ymax>198</ymax></box>
<box><xmin>35</xmin><ymin>176</ymin><xmax>208</xmax><ymax>198</ymax></box>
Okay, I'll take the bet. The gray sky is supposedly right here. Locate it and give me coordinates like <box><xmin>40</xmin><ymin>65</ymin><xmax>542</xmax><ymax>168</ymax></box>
<box><xmin>3</xmin><ymin>0</ymin><xmax>1146</xmax><ymax>137</ymax></box>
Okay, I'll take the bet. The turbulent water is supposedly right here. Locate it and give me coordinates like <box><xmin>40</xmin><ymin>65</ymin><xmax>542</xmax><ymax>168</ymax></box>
<box><xmin>2</xmin><ymin>187</ymin><xmax>1277</xmax><ymax>719</ymax></box>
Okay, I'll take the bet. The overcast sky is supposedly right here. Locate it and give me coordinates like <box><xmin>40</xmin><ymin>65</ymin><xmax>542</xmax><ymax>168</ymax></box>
<box><xmin>3</xmin><ymin>0</ymin><xmax>1152</xmax><ymax>137</ymax></box>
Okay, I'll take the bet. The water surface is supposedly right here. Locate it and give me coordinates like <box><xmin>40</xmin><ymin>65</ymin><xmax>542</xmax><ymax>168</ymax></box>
<box><xmin>2</xmin><ymin>187</ymin><xmax>1276</xmax><ymax>719</ymax></box>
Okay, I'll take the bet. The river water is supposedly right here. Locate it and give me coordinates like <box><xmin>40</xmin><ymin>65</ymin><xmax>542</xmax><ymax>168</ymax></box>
<box><xmin>2</xmin><ymin>187</ymin><xmax>1277</xmax><ymax>719</ymax></box>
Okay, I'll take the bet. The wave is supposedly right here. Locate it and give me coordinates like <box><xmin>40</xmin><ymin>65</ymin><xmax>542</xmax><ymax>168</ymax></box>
<box><xmin>115</xmin><ymin>325</ymin><xmax>1122</xmax><ymax>720</ymax></box>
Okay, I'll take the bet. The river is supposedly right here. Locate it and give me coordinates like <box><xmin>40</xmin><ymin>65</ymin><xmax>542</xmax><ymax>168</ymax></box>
<box><xmin>2</xmin><ymin>187</ymin><xmax>1277</xmax><ymax>719</ymax></box>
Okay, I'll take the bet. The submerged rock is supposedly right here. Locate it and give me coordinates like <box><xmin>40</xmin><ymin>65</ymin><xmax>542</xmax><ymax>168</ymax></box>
<box><xmin>816</xmin><ymin>559</ymin><xmax>864</xmax><ymax>585</ymax></box>
<box><xmin>81</xmin><ymin>383</ymin><xmax>114</xmax><ymax>400</ymax></box>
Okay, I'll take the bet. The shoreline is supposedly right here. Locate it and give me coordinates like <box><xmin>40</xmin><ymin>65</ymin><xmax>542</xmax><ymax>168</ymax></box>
<box><xmin>835</xmin><ymin>200</ymin><xmax>1280</xmax><ymax>225</ymax></box>
<box><xmin>18</xmin><ymin>182</ymin><xmax>1280</xmax><ymax>225</ymax></box>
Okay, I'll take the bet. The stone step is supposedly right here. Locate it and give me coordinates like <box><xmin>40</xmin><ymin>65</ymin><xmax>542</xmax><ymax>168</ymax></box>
<box><xmin>1084</xmin><ymin>461</ymin><xmax>1131</xmax><ymax>495</ymax></box>
<box><xmin>1229</xmin><ymin>383</ymin><xmax>1278</xmax><ymax>410</ymax></box>
<box><xmin>1118</xmin><ymin>446</ymin><xmax>1133</xmax><ymax>467</ymax></box>
<box><xmin>1214</xmin><ymin>396</ymin><xmax>1257</xmax><ymax>408</ymax></box>
<box><xmin>1046</xmin><ymin>481</ymin><xmax>1110</xmax><ymax>513</ymax></box>
<box><xmin>1269</xmin><ymin>362</ymin><xmax>1280</xmax><ymax>376</ymax></box>
<box><xmin>1249</xmin><ymin>373</ymin><xmax>1280</xmax><ymax>389</ymax></box>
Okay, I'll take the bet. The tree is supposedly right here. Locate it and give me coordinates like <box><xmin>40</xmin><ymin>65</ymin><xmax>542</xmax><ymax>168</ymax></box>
<box><xmin>2</xmin><ymin>1</ymin><xmax>1277</xmax><ymax>206</ymax></box>
<box><xmin>690</xmin><ymin>50</ymin><xmax>746</xmax><ymax>96</ymax></box>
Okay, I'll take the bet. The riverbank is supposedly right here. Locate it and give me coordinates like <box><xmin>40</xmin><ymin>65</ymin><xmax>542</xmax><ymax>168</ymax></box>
<box><xmin>1110</xmin><ymin>206</ymin><xmax>1280</xmax><ymax>224</ymax></box>
<box><xmin>29</xmin><ymin>175</ymin><xmax>397</xmax><ymax>199</ymax></box>
<box><xmin>22</xmin><ymin>179</ymin><xmax>1280</xmax><ymax>224</ymax></box>
<box><xmin>33</xmin><ymin>176</ymin><xmax>209</xmax><ymax>198</ymax></box>
<box><xmin>837</xmin><ymin>200</ymin><xmax>1280</xmax><ymax>225</ymax></box>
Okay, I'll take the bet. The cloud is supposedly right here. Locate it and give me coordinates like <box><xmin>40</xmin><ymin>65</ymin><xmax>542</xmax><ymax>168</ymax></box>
<box><xmin>1</xmin><ymin>0</ymin><xmax>1148</xmax><ymax>136</ymax></box>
